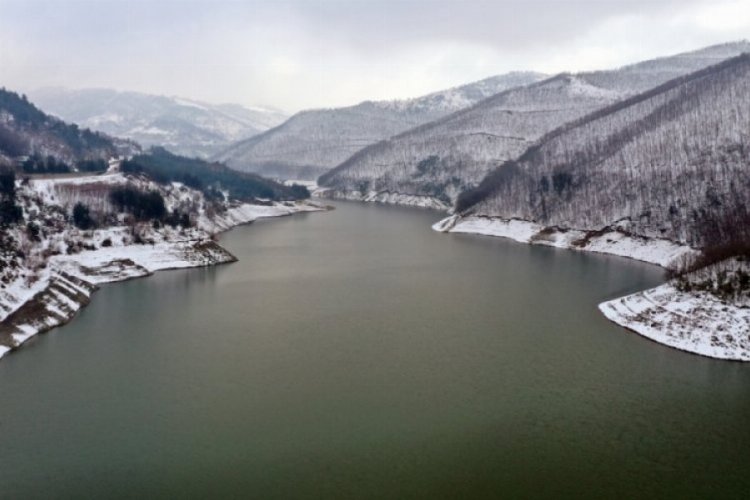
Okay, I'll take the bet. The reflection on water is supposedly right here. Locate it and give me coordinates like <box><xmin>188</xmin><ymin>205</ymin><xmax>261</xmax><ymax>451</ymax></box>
<box><xmin>1</xmin><ymin>201</ymin><xmax>749</xmax><ymax>498</ymax></box>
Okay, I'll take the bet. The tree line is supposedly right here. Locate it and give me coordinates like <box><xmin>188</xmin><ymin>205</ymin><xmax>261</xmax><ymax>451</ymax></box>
<box><xmin>121</xmin><ymin>147</ymin><xmax>309</xmax><ymax>202</ymax></box>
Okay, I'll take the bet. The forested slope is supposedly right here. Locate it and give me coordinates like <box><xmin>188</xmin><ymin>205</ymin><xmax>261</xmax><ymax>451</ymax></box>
<box><xmin>214</xmin><ymin>72</ymin><xmax>545</xmax><ymax>180</ymax></box>
<box><xmin>29</xmin><ymin>88</ymin><xmax>287</xmax><ymax>159</ymax></box>
<box><xmin>0</xmin><ymin>89</ymin><xmax>122</xmax><ymax>167</ymax></box>
<box><xmin>459</xmin><ymin>54</ymin><xmax>750</xmax><ymax>246</ymax></box>
<box><xmin>320</xmin><ymin>41</ymin><xmax>750</xmax><ymax>205</ymax></box>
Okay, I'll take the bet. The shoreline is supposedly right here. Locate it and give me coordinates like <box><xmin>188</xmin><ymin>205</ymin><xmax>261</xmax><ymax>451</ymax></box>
<box><xmin>433</xmin><ymin>214</ymin><xmax>749</xmax><ymax>361</ymax></box>
<box><xmin>316</xmin><ymin>188</ymin><xmax>450</xmax><ymax>211</ymax></box>
<box><xmin>0</xmin><ymin>201</ymin><xmax>327</xmax><ymax>360</ymax></box>
<box><xmin>432</xmin><ymin>214</ymin><xmax>695</xmax><ymax>268</ymax></box>
<box><xmin>599</xmin><ymin>284</ymin><xmax>750</xmax><ymax>361</ymax></box>
<box><xmin>5</xmin><ymin>199</ymin><xmax>744</xmax><ymax>363</ymax></box>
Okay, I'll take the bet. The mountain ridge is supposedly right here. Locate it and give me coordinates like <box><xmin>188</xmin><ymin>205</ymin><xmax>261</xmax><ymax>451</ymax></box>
<box><xmin>0</xmin><ymin>88</ymin><xmax>127</xmax><ymax>167</ymax></box>
<box><xmin>319</xmin><ymin>40</ymin><xmax>750</xmax><ymax>205</ymax></box>
<box><xmin>213</xmin><ymin>71</ymin><xmax>547</xmax><ymax>180</ymax></box>
<box><xmin>458</xmin><ymin>52</ymin><xmax>750</xmax><ymax>246</ymax></box>
<box><xmin>27</xmin><ymin>88</ymin><xmax>288</xmax><ymax>159</ymax></box>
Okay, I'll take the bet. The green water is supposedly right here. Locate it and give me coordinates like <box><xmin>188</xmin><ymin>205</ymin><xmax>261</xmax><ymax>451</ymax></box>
<box><xmin>1</xmin><ymin>201</ymin><xmax>749</xmax><ymax>499</ymax></box>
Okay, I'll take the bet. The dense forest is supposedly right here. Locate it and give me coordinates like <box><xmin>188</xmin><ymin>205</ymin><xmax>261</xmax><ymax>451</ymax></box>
<box><xmin>0</xmin><ymin>167</ymin><xmax>22</xmax><ymax>227</ymax></box>
<box><xmin>319</xmin><ymin>74</ymin><xmax>619</xmax><ymax>204</ymax></box>
<box><xmin>122</xmin><ymin>148</ymin><xmax>309</xmax><ymax>202</ymax></box>
<box><xmin>319</xmin><ymin>42</ymin><xmax>750</xmax><ymax>205</ymax></box>
<box><xmin>214</xmin><ymin>72</ymin><xmax>545</xmax><ymax>180</ymax></box>
<box><xmin>17</xmin><ymin>154</ymin><xmax>108</xmax><ymax>175</ymax></box>
<box><xmin>0</xmin><ymin>88</ymin><xmax>117</xmax><ymax>164</ymax></box>
<box><xmin>458</xmin><ymin>54</ymin><xmax>750</xmax><ymax>248</ymax></box>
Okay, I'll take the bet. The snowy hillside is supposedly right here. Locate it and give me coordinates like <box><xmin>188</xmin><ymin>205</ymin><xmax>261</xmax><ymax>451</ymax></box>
<box><xmin>0</xmin><ymin>166</ymin><xmax>323</xmax><ymax>359</ymax></box>
<box><xmin>214</xmin><ymin>72</ymin><xmax>546</xmax><ymax>180</ymax></box>
<box><xmin>319</xmin><ymin>41</ymin><xmax>750</xmax><ymax>206</ymax></box>
<box><xmin>28</xmin><ymin>88</ymin><xmax>288</xmax><ymax>159</ymax></box>
<box><xmin>0</xmin><ymin>88</ymin><xmax>128</xmax><ymax>167</ymax></box>
<box><xmin>460</xmin><ymin>54</ymin><xmax>750</xmax><ymax>246</ymax></box>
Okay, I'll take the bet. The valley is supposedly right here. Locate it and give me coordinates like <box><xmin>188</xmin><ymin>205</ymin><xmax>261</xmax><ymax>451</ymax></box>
<box><xmin>3</xmin><ymin>1</ymin><xmax>750</xmax><ymax>496</ymax></box>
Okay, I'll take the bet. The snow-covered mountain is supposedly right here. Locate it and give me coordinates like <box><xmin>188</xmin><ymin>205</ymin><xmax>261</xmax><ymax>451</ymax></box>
<box><xmin>0</xmin><ymin>88</ymin><xmax>127</xmax><ymax>166</ymax></box>
<box><xmin>319</xmin><ymin>41</ymin><xmax>750</xmax><ymax>206</ymax></box>
<box><xmin>28</xmin><ymin>88</ymin><xmax>288</xmax><ymax>159</ymax></box>
<box><xmin>459</xmin><ymin>53</ymin><xmax>750</xmax><ymax>246</ymax></box>
<box><xmin>213</xmin><ymin>72</ymin><xmax>547</xmax><ymax>180</ymax></box>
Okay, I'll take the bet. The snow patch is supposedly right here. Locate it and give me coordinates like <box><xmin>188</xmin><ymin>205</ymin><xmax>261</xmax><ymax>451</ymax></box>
<box><xmin>600</xmin><ymin>284</ymin><xmax>750</xmax><ymax>361</ymax></box>
<box><xmin>433</xmin><ymin>215</ymin><xmax>695</xmax><ymax>268</ymax></box>
<box><xmin>322</xmin><ymin>189</ymin><xmax>450</xmax><ymax>211</ymax></box>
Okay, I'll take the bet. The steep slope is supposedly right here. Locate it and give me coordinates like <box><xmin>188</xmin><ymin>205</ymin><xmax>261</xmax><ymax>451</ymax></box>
<box><xmin>214</xmin><ymin>72</ymin><xmax>546</xmax><ymax>180</ymax></box>
<box><xmin>320</xmin><ymin>41</ymin><xmax>750</xmax><ymax>206</ymax></box>
<box><xmin>0</xmin><ymin>167</ymin><xmax>323</xmax><ymax>360</ymax></box>
<box><xmin>28</xmin><ymin>88</ymin><xmax>288</xmax><ymax>159</ymax></box>
<box><xmin>0</xmin><ymin>88</ymin><xmax>123</xmax><ymax>166</ymax></box>
<box><xmin>122</xmin><ymin>147</ymin><xmax>310</xmax><ymax>202</ymax></box>
<box><xmin>458</xmin><ymin>54</ymin><xmax>750</xmax><ymax>246</ymax></box>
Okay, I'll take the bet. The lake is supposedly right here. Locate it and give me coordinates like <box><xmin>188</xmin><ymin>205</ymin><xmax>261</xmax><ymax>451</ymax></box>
<box><xmin>1</xmin><ymin>201</ymin><xmax>749</xmax><ymax>498</ymax></box>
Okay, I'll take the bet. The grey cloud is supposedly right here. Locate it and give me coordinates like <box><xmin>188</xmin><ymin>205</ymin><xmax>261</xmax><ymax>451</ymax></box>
<box><xmin>0</xmin><ymin>0</ymin><xmax>743</xmax><ymax>111</ymax></box>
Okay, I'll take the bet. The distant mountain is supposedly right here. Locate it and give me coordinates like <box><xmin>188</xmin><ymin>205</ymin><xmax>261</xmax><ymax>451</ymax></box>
<box><xmin>319</xmin><ymin>41</ymin><xmax>750</xmax><ymax>206</ymax></box>
<box><xmin>0</xmin><ymin>88</ymin><xmax>123</xmax><ymax>166</ymax></box>
<box><xmin>213</xmin><ymin>72</ymin><xmax>547</xmax><ymax>180</ymax></box>
<box><xmin>28</xmin><ymin>88</ymin><xmax>288</xmax><ymax>159</ymax></box>
<box><xmin>458</xmin><ymin>53</ymin><xmax>750</xmax><ymax>246</ymax></box>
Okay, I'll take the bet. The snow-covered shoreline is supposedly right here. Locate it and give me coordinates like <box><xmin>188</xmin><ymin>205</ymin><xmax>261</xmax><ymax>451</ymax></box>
<box><xmin>599</xmin><ymin>284</ymin><xmax>750</xmax><ymax>361</ymax></box>
<box><xmin>0</xmin><ymin>200</ymin><xmax>326</xmax><ymax>360</ymax></box>
<box><xmin>433</xmin><ymin>214</ymin><xmax>749</xmax><ymax>361</ymax></box>
<box><xmin>433</xmin><ymin>215</ymin><xmax>695</xmax><ymax>268</ymax></box>
<box><xmin>317</xmin><ymin>188</ymin><xmax>450</xmax><ymax>211</ymax></box>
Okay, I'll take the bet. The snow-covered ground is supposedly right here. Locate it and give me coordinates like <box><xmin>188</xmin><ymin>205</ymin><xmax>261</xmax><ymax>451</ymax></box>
<box><xmin>320</xmin><ymin>188</ymin><xmax>450</xmax><ymax>211</ymax></box>
<box><xmin>200</xmin><ymin>200</ymin><xmax>323</xmax><ymax>233</ymax></box>
<box><xmin>600</xmin><ymin>284</ymin><xmax>750</xmax><ymax>361</ymax></box>
<box><xmin>0</xmin><ymin>174</ymin><xmax>327</xmax><ymax>360</ymax></box>
<box><xmin>282</xmin><ymin>179</ymin><xmax>318</xmax><ymax>189</ymax></box>
<box><xmin>0</xmin><ymin>233</ymin><xmax>252</xmax><ymax>360</ymax></box>
<box><xmin>433</xmin><ymin>215</ymin><xmax>695</xmax><ymax>268</ymax></box>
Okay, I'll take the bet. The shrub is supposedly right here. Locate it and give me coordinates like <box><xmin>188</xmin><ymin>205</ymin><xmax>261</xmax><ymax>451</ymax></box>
<box><xmin>26</xmin><ymin>221</ymin><xmax>40</xmax><ymax>241</ymax></box>
<box><xmin>0</xmin><ymin>167</ymin><xmax>22</xmax><ymax>226</ymax></box>
<box><xmin>72</xmin><ymin>202</ymin><xmax>96</xmax><ymax>230</ymax></box>
<box><xmin>416</xmin><ymin>155</ymin><xmax>439</xmax><ymax>175</ymax></box>
<box><xmin>0</xmin><ymin>200</ymin><xmax>22</xmax><ymax>226</ymax></box>
<box><xmin>552</xmin><ymin>171</ymin><xmax>574</xmax><ymax>195</ymax></box>
<box><xmin>289</xmin><ymin>184</ymin><xmax>310</xmax><ymax>199</ymax></box>
<box><xmin>21</xmin><ymin>154</ymin><xmax>72</xmax><ymax>174</ymax></box>
<box><xmin>0</xmin><ymin>167</ymin><xmax>16</xmax><ymax>198</ymax></box>
<box><xmin>109</xmin><ymin>186</ymin><xmax>167</xmax><ymax>221</ymax></box>
<box><xmin>165</xmin><ymin>209</ymin><xmax>192</xmax><ymax>228</ymax></box>
<box><xmin>0</xmin><ymin>124</ymin><xmax>28</xmax><ymax>157</ymax></box>
<box><xmin>76</xmin><ymin>159</ymin><xmax>107</xmax><ymax>173</ymax></box>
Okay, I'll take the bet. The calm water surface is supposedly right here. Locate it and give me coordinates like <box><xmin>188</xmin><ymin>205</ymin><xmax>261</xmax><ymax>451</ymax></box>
<box><xmin>1</xmin><ymin>201</ymin><xmax>749</xmax><ymax>498</ymax></box>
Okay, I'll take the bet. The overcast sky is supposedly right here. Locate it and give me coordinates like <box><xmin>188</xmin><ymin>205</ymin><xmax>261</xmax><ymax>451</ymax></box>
<box><xmin>1</xmin><ymin>0</ymin><xmax>748</xmax><ymax>112</ymax></box>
